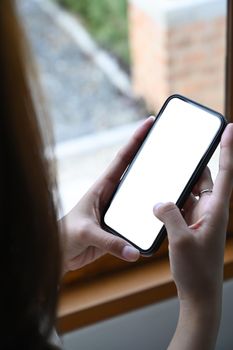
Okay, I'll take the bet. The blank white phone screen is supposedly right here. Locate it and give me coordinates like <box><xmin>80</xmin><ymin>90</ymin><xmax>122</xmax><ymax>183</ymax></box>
<box><xmin>104</xmin><ymin>97</ymin><xmax>222</xmax><ymax>251</ymax></box>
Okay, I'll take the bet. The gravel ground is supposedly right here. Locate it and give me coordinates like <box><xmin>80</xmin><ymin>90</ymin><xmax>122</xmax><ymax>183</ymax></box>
<box><xmin>18</xmin><ymin>0</ymin><xmax>146</xmax><ymax>144</ymax></box>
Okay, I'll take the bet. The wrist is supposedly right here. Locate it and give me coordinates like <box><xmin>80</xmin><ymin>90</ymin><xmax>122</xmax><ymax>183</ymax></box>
<box><xmin>179</xmin><ymin>295</ymin><xmax>222</xmax><ymax>346</ymax></box>
<box><xmin>168</xmin><ymin>296</ymin><xmax>222</xmax><ymax>350</ymax></box>
<box><xmin>177</xmin><ymin>276</ymin><xmax>223</xmax><ymax>309</ymax></box>
<box><xmin>179</xmin><ymin>296</ymin><xmax>222</xmax><ymax>325</ymax></box>
<box><xmin>178</xmin><ymin>284</ymin><xmax>222</xmax><ymax>312</ymax></box>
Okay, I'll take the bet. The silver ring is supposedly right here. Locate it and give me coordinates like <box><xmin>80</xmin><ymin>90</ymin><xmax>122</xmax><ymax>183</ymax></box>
<box><xmin>199</xmin><ymin>188</ymin><xmax>213</xmax><ymax>197</ymax></box>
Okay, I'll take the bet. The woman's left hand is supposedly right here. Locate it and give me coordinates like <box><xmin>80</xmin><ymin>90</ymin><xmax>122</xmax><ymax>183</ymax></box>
<box><xmin>60</xmin><ymin>117</ymin><xmax>154</xmax><ymax>274</ymax></box>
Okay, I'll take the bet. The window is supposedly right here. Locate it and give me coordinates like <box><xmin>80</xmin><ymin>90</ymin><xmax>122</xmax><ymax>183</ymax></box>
<box><xmin>18</xmin><ymin>0</ymin><xmax>233</xmax><ymax>333</ymax></box>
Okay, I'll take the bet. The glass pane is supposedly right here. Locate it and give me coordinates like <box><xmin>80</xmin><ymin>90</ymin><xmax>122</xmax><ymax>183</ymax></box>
<box><xmin>130</xmin><ymin>0</ymin><xmax>227</xmax><ymax>113</ymax></box>
<box><xmin>129</xmin><ymin>0</ymin><xmax>227</xmax><ymax>184</ymax></box>
<box><xmin>18</xmin><ymin>0</ymin><xmax>147</xmax><ymax>214</ymax></box>
<box><xmin>18</xmin><ymin>0</ymin><xmax>227</xmax><ymax>214</ymax></box>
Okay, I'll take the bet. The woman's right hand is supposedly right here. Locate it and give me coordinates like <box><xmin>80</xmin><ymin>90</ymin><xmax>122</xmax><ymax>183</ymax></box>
<box><xmin>60</xmin><ymin>117</ymin><xmax>155</xmax><ymax>273</ymax></box>
<box><xmin>154</xmin><ymin>123</ymin><xmax>233</xmax><ymax>349</ymax></box>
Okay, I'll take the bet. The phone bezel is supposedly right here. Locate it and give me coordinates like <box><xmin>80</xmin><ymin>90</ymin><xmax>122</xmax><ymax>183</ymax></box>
<box><xmin>102</xmin><ymin>94</ymin><xmax>227</xmax><ymax>255</ymax></box>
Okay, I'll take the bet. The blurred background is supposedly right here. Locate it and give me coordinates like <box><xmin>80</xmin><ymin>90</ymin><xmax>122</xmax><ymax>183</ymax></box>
<box><xmin>18</xmin><ymin>0</ymin><xmax>233</xmax><ymax>349</ymax></box>
<box><xmin>18</xmin><ymin>0</ymin><xmax>227</xmax><ymax>214</ymax></box>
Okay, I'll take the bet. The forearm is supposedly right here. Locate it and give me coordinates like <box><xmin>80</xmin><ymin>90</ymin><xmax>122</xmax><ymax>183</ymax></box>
<box><xmin>168</xmin><ymin>297</ymin><xmax>222</xmax><ymax>350</ymax></box>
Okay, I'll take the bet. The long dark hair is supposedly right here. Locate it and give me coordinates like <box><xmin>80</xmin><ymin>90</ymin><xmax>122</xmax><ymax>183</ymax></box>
<box><xmin>0</xmin><ymin>0</ymin><xmax>61</xmax><ymax>348</ymax></box>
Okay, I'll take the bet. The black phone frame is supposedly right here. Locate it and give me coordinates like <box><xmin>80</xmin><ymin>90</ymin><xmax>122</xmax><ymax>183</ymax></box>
<box><xmin>102</xmin><ymin>94</ymin><xmax>227</xmax><ymax>256</ymax></box>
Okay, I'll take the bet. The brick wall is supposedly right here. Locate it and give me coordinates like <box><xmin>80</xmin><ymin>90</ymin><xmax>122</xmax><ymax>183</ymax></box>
<box><xmin>128</xmin><ymin>0</ymin><xmax>226</xmax><ymax>113</ymax></box>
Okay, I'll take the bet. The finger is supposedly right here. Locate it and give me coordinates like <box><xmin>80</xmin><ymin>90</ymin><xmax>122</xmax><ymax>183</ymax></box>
<box><xmin>89</xmin><ymin>225</ymin><xmax>140</xmax><ymax>262</ymax></box>
<box><xmin>192</xmin><ymin>167</ymin><xmax>213</xmax><ymax>197</ymax></box>
<box><xmin>68</xmin><ymin>247</ymin><xmax>104</xmax><ymax>271</ymax></box>
<box><xmin>183</xmin><ymin>192</ymin><xmax>197</xmax><ymax>213</ymax></box>
<box><xmin>212</xmin><ymin>123</ymin><xmax>233</xmax><ymax>204</ymax></box>
<box><xmin>101</xmin><ymin>116</ymin><xmax>154</xmax><ymax>183</ymax></box>
<box><xmin>153</xmin><ymin>202</ymin><xmax>188</xmax><ymax>241</ymax></box>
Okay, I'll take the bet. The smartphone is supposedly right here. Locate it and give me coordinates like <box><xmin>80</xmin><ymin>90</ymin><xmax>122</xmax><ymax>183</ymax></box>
<box><xmin>102</xmin><ymin>95</ymin><xmax>227</xmax><ymax>255</ymax></box>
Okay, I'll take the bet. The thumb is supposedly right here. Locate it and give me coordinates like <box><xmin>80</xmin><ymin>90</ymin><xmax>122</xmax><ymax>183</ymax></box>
<box><xmin>153</xmin><ymin>202</ymin><xmax>187</xmax><ymax>240</ymax></box>
<box><xmin>92</xmin><ymin>226</ymin><xmax>140</xmax><ymax>262</ymax></box>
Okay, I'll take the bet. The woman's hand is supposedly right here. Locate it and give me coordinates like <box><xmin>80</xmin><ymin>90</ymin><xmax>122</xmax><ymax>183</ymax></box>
<box><xmin>154</xmin><ymin>123</ymin><xmax>233</xmax><ymax>302</ymax></box>
<box><xmin>154</xmin><ymin>123</ymin><xmax>233</xmax><ymax>350</ymax></box>
<box><xmin>60</xmin><ymin>117</ymin><xmax>155</xmax><ymax>274</ymax></box>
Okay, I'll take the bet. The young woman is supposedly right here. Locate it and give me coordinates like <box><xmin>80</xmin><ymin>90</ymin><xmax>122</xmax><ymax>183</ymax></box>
<box><xmin>1</xmin><ymin>0</ymin><xmax>233</xmax><ymax>349</ymax></box>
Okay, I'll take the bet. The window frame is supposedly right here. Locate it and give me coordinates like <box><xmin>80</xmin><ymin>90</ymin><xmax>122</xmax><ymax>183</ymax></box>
<box><xmin>225</xmin><ymin>0</ymin><xmax>233</xmax><ymax>234</ymax></box>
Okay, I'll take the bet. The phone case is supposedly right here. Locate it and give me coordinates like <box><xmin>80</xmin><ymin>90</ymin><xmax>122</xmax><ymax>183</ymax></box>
<box><xmin>102</xmin><ymin>94</ymin><xmax>227</xmax><ymax>255</ymax></box>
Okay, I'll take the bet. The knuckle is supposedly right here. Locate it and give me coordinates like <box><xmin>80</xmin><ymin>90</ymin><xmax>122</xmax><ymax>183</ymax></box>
<box><xmin>170</xmin><ymin>233</ymin><xmax>192</xmax><ymax>252</ymax></box>
<box><xmin>203</xmin><ymin>166</ymin><xmax>212</xmax><ymax>180</ymax></box>
<box><xmin>160</xmin><ymin>202</ymin><xmax>177</xmax><ymax>215</ymax></box>
<box><xmin>116</xmin><ymin>147</ymin><xmax>130</xmax><ymax>166</ymax></box>
<box><xmin>77</xmin><ymin>219</ymin><xmax>91</xmax><ymax>241</ymax></box>
<box><xmin>104</xmin><ymin>236</ymin><xmax>122</xmax><ymax>253</ymax></box>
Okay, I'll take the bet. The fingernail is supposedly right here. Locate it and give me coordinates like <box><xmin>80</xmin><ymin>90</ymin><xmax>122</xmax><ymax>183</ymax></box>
<box><xmin>122</xmin><ymin>246</ymin><xmax>140</xmax><ymax>261</ymax></box>
<box><xmin>142</xmin><ymin>116</ymin><xmax>155</xmax><ymax>125</ymax></box>
<box><xmin>153</xmin><ymin>202</ymin><xmax>163</xmax><ymax>211</ymax></box>
<box><xmin>147</xmin><ymin>115</ymin><xmax>155</xmax><ymax>122</ymax></box>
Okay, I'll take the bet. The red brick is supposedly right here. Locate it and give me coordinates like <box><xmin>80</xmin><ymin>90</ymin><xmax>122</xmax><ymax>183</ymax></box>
<box><xmin>129</xmin><ymin>2</ymin><xmax>226</xmax><ymax>112</ymax></box>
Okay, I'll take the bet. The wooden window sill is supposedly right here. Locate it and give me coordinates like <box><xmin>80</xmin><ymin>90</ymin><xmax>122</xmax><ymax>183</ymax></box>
<box><xmin>57</xmin><ymin>237</ymin><xmax>233</xmax><ymax>334</ymax></box>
